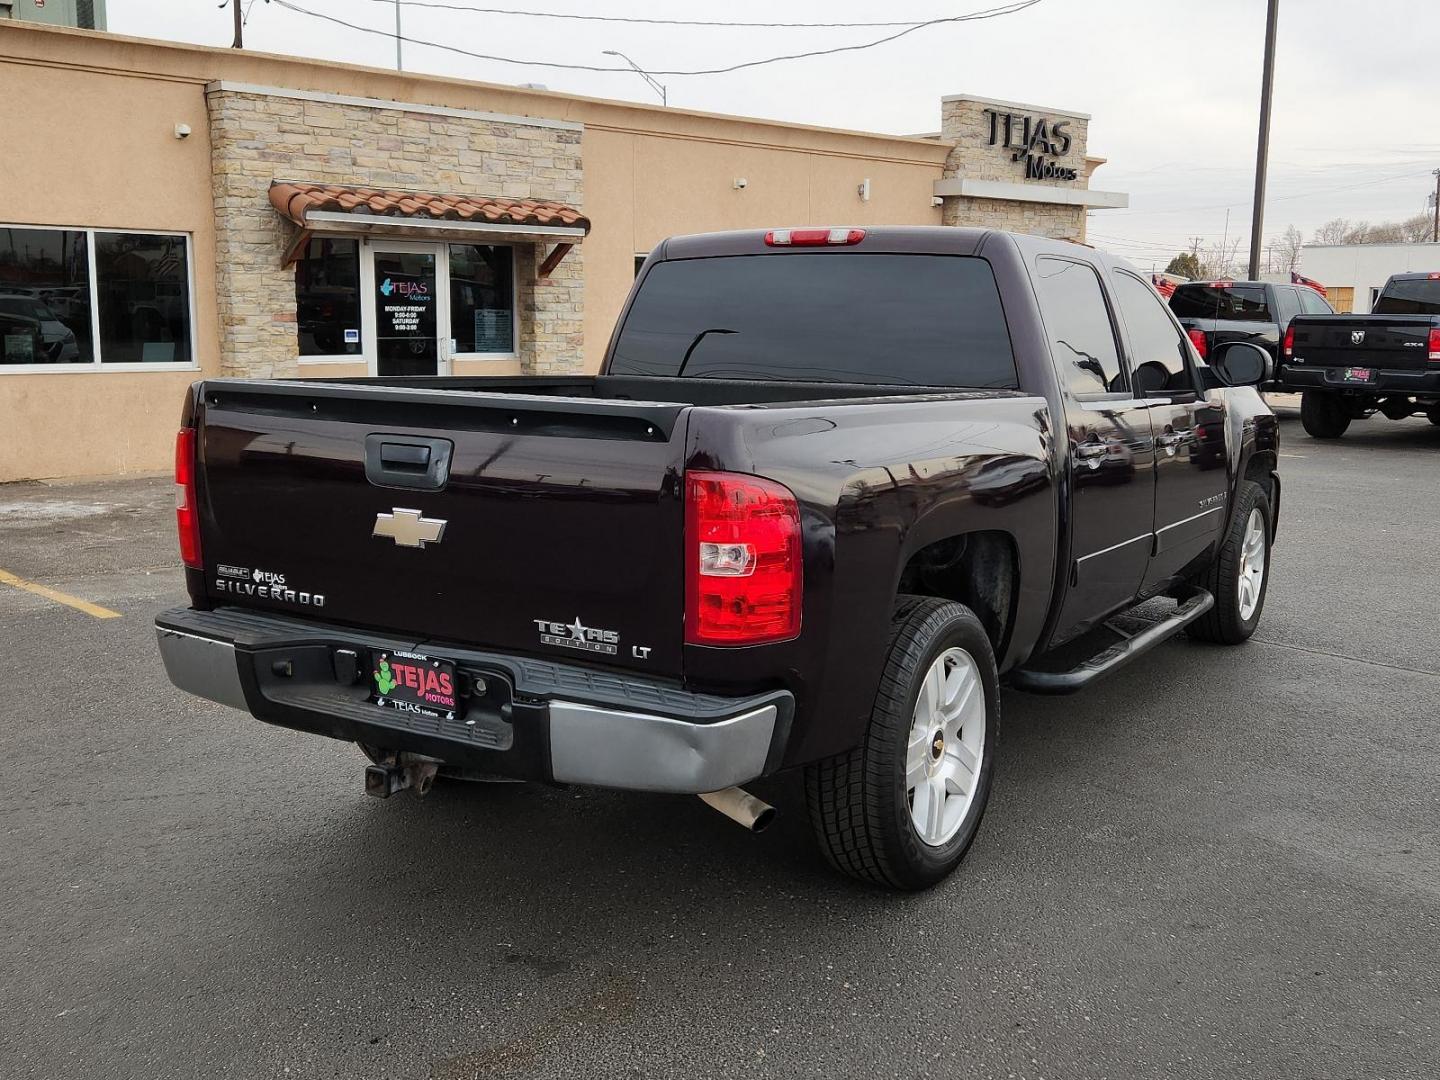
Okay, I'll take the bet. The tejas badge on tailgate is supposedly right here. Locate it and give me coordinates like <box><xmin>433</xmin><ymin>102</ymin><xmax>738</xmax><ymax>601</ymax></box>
<box><xmin>373</xmin><ymin>508</ymin><xmax>447</xmax><ymax>549</ymax></box>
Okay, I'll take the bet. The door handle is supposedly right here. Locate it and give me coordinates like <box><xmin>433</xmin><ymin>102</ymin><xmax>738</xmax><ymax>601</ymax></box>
<box><xmin>364</xmin><ymin>434</ymin><xmax>454</xmax><ymax>491</ymax></box>
<box><xmin>1155</xmin><ymin>431</ymin><xmax>1189</xmax><ymax>455</ymax></box>
<box><xmin>1074</xmin><ymin>441</ymin><xmax>1109</xmax><ymax>470</ymax></box>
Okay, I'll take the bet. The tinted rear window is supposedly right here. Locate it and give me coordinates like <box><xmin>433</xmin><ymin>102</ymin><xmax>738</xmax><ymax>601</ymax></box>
<box><xmin>1169</xmin><ymin>284</ymin><xmax>1273</xmax><ymax>322</ymax></box>
<box><xmin>609</xmin><ymin>253</ymin><xmax>1018</xmax><ymax>387</ymax></box>
<box><xmin>1373</xmin><ymin>277</ymin><xmax>1440</xmax><ymax>315</ymax></box>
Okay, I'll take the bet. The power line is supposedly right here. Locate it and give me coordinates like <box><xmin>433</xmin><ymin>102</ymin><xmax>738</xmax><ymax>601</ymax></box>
<box><xmin>1110</xmin><ymin>167</ymin><xmax>1435</xmax><ymax>216</ymax></box>
<box><xmin>267</xmin><ymin>0</ymin><xmax>1044</xmax><ymax>76</ymax></box>
<box><xmin>350</xmin><ymin>0</ymin><xmax>955</xmax><ymax>29</ymax></box>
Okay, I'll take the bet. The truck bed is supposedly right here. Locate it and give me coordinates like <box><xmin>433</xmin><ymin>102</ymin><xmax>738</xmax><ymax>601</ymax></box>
<box><xmin>189</xmin><ymin>375</ymin><xmax>1027</xmax><ymax>683</ymax></box>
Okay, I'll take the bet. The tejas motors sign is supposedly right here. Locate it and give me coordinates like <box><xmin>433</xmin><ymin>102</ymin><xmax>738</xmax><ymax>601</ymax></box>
<box><xmin>983</xmin><ymin>108</ymin><xmax>1079</xmax><ymax>182</ymax></box>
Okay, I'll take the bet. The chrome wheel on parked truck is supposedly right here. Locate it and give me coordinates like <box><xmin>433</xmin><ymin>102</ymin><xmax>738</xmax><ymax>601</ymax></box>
<box><xmin>807</xmin><ymin>596</ymin><xmax>998</xmax><ymax>890</ymax></box>
<box><xmin>905</xmin><ymin>647</ymin><xmax>986</xmax><ymax>847</ymax></box>
<box><xmin>1188</xmin><ymin>480</ymin><xmax>1272</xmax><ymax>645</ymax></box>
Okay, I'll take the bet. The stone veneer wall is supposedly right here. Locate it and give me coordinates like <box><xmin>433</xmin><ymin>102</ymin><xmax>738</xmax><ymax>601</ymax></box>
<box><xmin>206</xmin><ymin>88</ymin><xmax>584</xmax><ymax>378</ymax></box>
<box><xmin>939</xmin><ymin>97</ymin><xmax>1089</xmax><ymax>241</ymax></box>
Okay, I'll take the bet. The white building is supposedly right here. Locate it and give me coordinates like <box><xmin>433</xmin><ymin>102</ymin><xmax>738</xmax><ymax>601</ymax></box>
<box><xmin>1301</xmin><ymin>242</ymin><xmax>1440</xmax><ymax>313</ymax></box>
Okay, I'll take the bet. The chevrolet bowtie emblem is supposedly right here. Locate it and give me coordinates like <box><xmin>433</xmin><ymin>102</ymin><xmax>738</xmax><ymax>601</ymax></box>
<box><xmin>373</xmin><ymin>508</ymin><xmax>447</xmax><ymax>548</ymax></box>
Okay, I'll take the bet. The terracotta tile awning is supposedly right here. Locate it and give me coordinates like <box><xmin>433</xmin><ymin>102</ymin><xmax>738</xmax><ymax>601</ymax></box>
<box><xmin>269</xmin><ymin>182</ymin><xmax>590</xmax><ymax>238</ymax></box>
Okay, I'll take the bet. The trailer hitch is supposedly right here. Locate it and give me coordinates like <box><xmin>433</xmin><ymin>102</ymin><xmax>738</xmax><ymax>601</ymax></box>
<box><xmin>363</xmin><ymin>753</ymin><xmax>441</xmax><ymax>799</ymax></box>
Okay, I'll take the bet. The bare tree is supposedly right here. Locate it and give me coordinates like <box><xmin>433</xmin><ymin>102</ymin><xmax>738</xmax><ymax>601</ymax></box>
<box><xmin>1312</xmin><ymin>218</ymin><xmax>1351</xmax><ymax>245</ymax></box>
<box><xmin>1366</xmin><ymin>221</ymin><xmax>1407</xmax><ymax>243</ymax></box>
<box><xmin>1400</xmin><ymin>213</ymin><xmax>1433</xmax><ymax>243</ymax></box>
<box><xmin>1313</xmin><ymin>215</ymin><xmax>1432</xmax><ymax>246</ymax></box>
<box><xmin>1272</xmin><ymin>224</ymin><xmax>1304</xmax><ymax>272</ymax></box>
<box><xmin>1197</xmin><ymin>237</ymin><xmax>1245</xmax><ymax>279</ymax></box>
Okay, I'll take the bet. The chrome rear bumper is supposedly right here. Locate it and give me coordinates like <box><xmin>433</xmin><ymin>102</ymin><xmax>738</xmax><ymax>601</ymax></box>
<box><xmin>155</xmin><ymin>611</ymin><xmax>788</xmax><ymax>795</ymax></box>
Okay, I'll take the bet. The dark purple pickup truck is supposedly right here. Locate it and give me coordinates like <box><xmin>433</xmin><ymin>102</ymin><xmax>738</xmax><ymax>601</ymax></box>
<box><xmin>157</xmin><ymin>227</ymin><xmax>1279</xmax><ymax>889</ymax></box>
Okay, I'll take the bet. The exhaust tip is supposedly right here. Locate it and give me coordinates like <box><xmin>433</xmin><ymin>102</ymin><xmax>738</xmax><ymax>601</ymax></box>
<box><xmin>698</xmin><ymin>787</ymin><xmax>776</xmax><ymax>833</ymax></box>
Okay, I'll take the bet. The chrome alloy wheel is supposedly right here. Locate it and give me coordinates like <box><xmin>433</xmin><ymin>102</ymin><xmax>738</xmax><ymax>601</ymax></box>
<box><xmin>1238</xmin><ymin>507</ymin><xmax>1267</xmax><ymax>621</ymax></box>
<box><xmin>905</xmin><ymin>647</ymin><xmax>985</xmax><ymax>847</ymax></box>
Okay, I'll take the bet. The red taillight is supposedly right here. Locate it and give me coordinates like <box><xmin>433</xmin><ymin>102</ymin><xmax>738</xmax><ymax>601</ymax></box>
<box><xmin>1283</xmin><ymin>325</ymin><xmax>1295</xmax><ymax>359</ymax></box>
<box><xmin>1208</xmin><ymin>280</ymin><xmax>1233</xmax><ymax>289</ymax></box>
<box><xmin>764</xmin><ymin>227</ymin><xmax>865</xmax><ymax>247</ymax></box>
<box><xmin>684</xmin><ymin>470</ymin><xmax>801</xmax><ymax>646</ymax></box>
<box><xmin>1186</xmin><ymin>328</ymin><xmax>1208</xmax><ymax>359</ymax></box>
<box><xmin>1429</xmin><ymin>327</ymin><xmax>1440</xmax><ymax>363</ymax></box>
<box><xmin>175</xmin><ymin>428</ymin><xmax>202</xmax><ymax>570</ymax></box>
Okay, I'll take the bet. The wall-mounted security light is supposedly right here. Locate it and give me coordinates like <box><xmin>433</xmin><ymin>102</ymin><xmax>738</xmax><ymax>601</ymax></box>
<box><xmin>931</xmin><ymin>196</ymin><xmax>944</xmax><ymax>207</ymax></box>
<box><xmin>858</xmin><ymin>178</ymin><xmax>871</xmax><ymax>202</ymax></box>
<box><xmin>174</xmin><ymin>123</ymin><xmax>192</xmax><ymax>139</ymax></box>
<box><xmin>733</xmin><ymin>178</ymin><xmax>748</xmax><ymax>190</ymax></box>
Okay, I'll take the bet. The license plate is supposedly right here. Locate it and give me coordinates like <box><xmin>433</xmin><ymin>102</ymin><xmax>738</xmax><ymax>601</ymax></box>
<box><xmin>1343</xmin><ymin>367</ymin><xmax>1372</xmax><ymax>382</ymax></box>
<box><xmin>371</xmin><ymin>650</ymin><xmax>458</xmax><ymax>721</ymax></box>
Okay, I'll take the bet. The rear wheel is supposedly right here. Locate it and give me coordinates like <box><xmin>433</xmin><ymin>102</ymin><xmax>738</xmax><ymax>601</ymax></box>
<box><xmin>1300</xmin><ymin>391</ymin><xmax>1351</xmax><ymax>439</ymax></box>
<box><xmin>806</xmin><ymin>596</ymin><xmax>998</xmax><ymax>891</ymax></box>
<box><xmin>1427</xmin><ymin>407</ymin><xmax>1440</xmax><ymax>427</ymax></box>
<box><xmin>1187</xmin><ymin>481</ymin><xmax>1271</xmax><ymax>645</ymax></box>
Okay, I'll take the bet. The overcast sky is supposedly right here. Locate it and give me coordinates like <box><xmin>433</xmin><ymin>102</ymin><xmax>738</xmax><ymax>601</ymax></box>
<box><xmin>111</xmin><ymin>0</ymin><xmax>1439</xmax><ymax>270</ymax></box>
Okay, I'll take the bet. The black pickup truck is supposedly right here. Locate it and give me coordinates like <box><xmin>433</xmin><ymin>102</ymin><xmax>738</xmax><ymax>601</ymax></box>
<box><xmin>1281</xmin><ymin>271</ymin><xmax>1440</xmax><ymax>437</ymax></box>
<box><xmin>1168</xmin><ymin>278</ymin><xmax>1333</xmax><ymax>388</ymax></box>
<box><xmin>157</xmin><ymin>227</ymin><xmax>1279</xmax><ymax>890</ymax></box>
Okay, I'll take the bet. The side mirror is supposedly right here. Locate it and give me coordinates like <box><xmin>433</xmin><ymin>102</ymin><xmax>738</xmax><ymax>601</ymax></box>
<box><xmin>1209</xmin><ymin>341</ymin><xmax>1270</xmax><ymax>387</ymax></box>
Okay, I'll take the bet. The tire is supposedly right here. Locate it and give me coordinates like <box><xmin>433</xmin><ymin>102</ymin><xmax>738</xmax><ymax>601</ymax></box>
<box><xmin>1427</xmin><ymin>407</ymin><xmax>1440</xmax><ymax>427</ymax></box>
<box><xmin>1300</xmin><ymin>391</ymin><xmax>1351</xmax><ymax>439</ymax></box>
<box><xmin>1187</xmin><ymin>481</ymin><xmax>1272</xmax><ymax>645</ymax></box>
<box><xmin>805</xmin><ymin>596</ymin><xmax>998</xmax><ymax>891</ymax></box>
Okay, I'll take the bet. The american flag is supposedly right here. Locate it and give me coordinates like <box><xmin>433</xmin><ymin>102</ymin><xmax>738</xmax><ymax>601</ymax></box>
<box><xmin>1291</xmin><ymin>270</ymin><xmax>1327</xmax><ymax>296</ymax></box>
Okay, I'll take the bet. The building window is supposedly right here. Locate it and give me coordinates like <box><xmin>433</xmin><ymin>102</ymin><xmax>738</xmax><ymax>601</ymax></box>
<box><xmin>0</xmin><ymin>228</ymin><xmax>92</xmax><ymax>365</ymax></box>
<box><xmin>295</xmin><ymin>237</ymin><xmax>362</xmax><ymax>356</ymax></box>
<box><xmin>448</xmin><ymin>244</ymin><xmax>515</xmax><ymax>355</ymax></box>
<box><xmin>94</xmin><ymin>232</ymin><xmax>192</xmax><ymax>363</ymax></box>
<box><xmin>0</xmin><ymin>224</ymin><xmax>195</xmax><ymax>370</ymax></box>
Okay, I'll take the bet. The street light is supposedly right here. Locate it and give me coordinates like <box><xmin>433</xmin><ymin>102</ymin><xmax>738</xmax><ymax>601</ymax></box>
<box><xmin>603</xmin><ymin>50</ymin><xmax>667</xmax><ymax>106</ymax></box>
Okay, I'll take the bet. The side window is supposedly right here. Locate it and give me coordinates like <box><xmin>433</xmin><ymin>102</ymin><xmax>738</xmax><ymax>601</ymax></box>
<box><xmin>1272</xmin><ymin>287</ymin><xmax>1301</xmax><ymax>326</ymax></box>
<box><xmin>1300</xmin><ymin>288</ymin><xmax>1333</xmax><ymax>315</ymax></box>
<box><xmin>1226</xmin><ymin>285</ymin><xmax>1273</xmax><ymax>320</ymax></box>
<box><xmin>1111</xmin><ymin>271</ymin><xmax>1193</xmax><ymax>394</ymax></box>
<box><xmin>1033</xmin><ymin>257</ymin><xmax>1125</xmax><ymax>396</ymax></box>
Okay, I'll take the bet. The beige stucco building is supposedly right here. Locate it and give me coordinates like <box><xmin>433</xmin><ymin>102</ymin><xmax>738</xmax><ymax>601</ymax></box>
<box><xmin>0</xmin><ymin>22</ymin><xmax>1126</xmax><ymax>482</ymax></box>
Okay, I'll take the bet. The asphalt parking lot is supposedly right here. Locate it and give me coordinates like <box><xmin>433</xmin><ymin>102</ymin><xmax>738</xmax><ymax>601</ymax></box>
<box><xmin>1</xmin><ymin>409</ymin><xmax>1436</xmax><ymax>1080</ymax></box>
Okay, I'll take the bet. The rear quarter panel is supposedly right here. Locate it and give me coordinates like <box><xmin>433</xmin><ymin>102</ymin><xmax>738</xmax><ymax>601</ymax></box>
<box><xmin>684</xmin><ymin>394</ymin><xmax>1057</xmax><ymax>765</ymax></box>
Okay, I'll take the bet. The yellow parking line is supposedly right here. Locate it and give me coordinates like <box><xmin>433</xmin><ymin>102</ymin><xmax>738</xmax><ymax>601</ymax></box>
<box><xmin>0</xmin><ymin>568</ymin><xmax>121</xmax><ymax>620</ymax></box>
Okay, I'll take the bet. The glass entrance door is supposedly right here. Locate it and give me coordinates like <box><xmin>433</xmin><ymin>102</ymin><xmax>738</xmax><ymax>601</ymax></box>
<box><xmin>370</xmin><ymin>245</ymin><xmax>442</xmax><ymax>376</ymax></box>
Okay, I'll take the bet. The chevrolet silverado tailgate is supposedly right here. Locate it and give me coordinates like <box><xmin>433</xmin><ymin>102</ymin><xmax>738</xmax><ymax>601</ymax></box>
<box><xmin>192</xmin><ymin>380</ymin><xmax>687</xmax><ymax>677</ymax></box>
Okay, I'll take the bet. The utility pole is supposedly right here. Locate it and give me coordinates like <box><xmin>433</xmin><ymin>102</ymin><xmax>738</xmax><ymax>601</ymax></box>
<box><xmin>230</xmin><ymin>0</ymin><xmax>243</xmax><ymax>48</ymax></box>
<box><xmin>1432</xmin><ymin>168</ymin><xmax>1439</xmax><ymax>243</ymax></box>
<box><xmin>1247</xmin><ymin>0</ymin><xmax>1279</xmax><ymax>279</ymax></box>
<box><xmin>394</xmin><ymin>0</ymin><xmax>403</xmax><ymax>71</ymax></box>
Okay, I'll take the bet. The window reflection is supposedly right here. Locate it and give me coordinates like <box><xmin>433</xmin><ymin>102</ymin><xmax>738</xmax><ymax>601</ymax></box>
<box><xmin>94</xmin><ymin>232</ymin><xmax>192</xmax><ymax>363</ymax></box>
<box><xmin>296</xmin><ymin>237</ymin><xmax>362</xmax><ymax>356</ymax></box>
<box><xmin>449</xmin><ymin>244</ymin><xmax>515</xmax><ymax>354</ymax></box>
<box><xmin>0</xmin><ymin>228</ymin><xmax>90</xmax><ymax>364</ymax></box>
